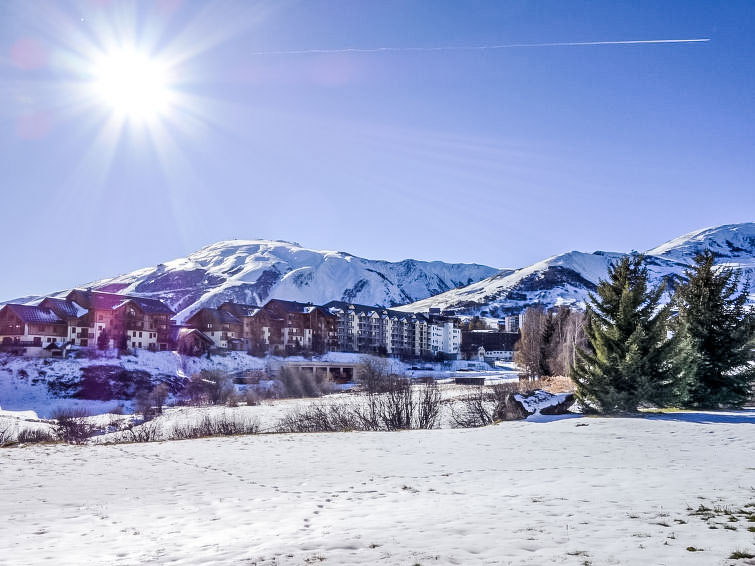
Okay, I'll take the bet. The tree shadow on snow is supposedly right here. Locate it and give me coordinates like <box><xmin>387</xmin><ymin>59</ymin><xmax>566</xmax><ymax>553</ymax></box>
<box><xmin>644</xmin><ymin>409</ymin><xmax>755</xmax><ymax>425</ymax></box>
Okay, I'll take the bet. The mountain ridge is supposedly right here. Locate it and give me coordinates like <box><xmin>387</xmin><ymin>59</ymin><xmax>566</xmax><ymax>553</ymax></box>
<box><xmin>397</xmin><ymin>222</ymin><xmax>755</xmax><ymax>315</ymax></box>
<box><xmin>6</xmin><ymin>223</ymin><xmax>753</xmax><ymax>321</ymax></box>
<box><xmin>8</xmin><ymin>240</ymin><xmax>499</xmax><ymax>322</ymax></box>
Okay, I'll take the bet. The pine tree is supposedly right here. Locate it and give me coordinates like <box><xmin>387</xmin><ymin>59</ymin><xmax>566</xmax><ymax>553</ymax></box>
<box><xmin>573</xmin><ymin>254</ymin><xmax>679</xmax><ymax>413</ymax></box>
<box><xmin>674</xmin><ymin>250</ymin><xmax>755</xmax><ymax>408</ymax></box>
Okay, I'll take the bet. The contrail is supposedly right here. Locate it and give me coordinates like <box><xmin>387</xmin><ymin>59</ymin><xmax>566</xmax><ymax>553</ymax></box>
<box><xmin>249</xmin><ymin>38</ymin><xmax>710</xmax><ymax>56</ymax></box>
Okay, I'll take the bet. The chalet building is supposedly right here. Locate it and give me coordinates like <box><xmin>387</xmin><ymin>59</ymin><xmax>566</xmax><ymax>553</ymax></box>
<box><xmin>0</xmin><ymin>304</ymin><xmax>70</xmax><ymax>357</ymax></box>
<box><xmin>184</xmin><ymin>308</ymin><xmax>243</xmax><ymax>350</ymax></box>
<box><xmin>1</xmin><ymin>288</ymin><xmax>459</xmax><ymax>360</ymax></box>
<box><xmin>250</xmin><ymin>299</ymin><xmax>337</xmax><ymax>354</ymax></box>
<box><xmin>171</xmin><ymin>327</ymin><xmax>215</xmax><ymax>357</ymax></box>
<box><xmin>218</xmin><ymin>302</ymin><xmax>260</xmax><ymax>350</ymax></box>
<box><xmin>64</xmin><ymin>290</ymin><xmax>174</xmax><ymax>351</ymax></box>
<box><xmin>461</xmin><ymin>330</ymin><xmax>520</xmax><ymax>363</ymax></box>
<box><xmin>111</xmin><ymin>298</ymin><xmax>174</xmax><ymax>351</ymax></box>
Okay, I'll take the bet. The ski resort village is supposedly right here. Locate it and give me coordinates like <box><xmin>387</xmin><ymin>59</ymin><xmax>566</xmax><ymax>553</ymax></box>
<box><xmin>2</xmin><ymin>2</ymin><xmax>754</xmax><ymax>564</ymax></box>
<box><xmin>0</xmin><ymin>290</ymin><xmax>519</xmax><ymax>362</ymax></box>
<box><xmin>1</xmin><ymin>223</ymin><xmax>754</xmax><ymax>565</ymax></box>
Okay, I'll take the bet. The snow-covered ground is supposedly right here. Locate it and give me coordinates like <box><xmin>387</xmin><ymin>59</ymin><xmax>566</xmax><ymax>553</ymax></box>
<box><xmin>0</xmin><ymin>351</ymin><xmax>514</xmax><ymax>419</ymax></box>
<box><xmin>1</xmin><ymin>413</ymin><xmax>754</xmax><ymax>565</ymax></box>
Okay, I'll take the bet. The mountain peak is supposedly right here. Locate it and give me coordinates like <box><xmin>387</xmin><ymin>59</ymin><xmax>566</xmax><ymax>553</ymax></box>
<box><xmin>647</xmin><ymin>222</ymin><xmax>755</xmax><ymax>261</ymax></box>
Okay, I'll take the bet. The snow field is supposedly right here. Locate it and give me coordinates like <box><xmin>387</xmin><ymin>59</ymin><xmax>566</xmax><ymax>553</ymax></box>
<box><xmin>1</xmin><ymin>413</ymin><xmax>754</xmax><ymax>565</ymax></box>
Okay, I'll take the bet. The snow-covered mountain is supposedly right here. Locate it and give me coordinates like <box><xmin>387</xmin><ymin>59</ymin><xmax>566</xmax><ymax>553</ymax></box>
<box><xmin>398</xmin><ymin>223</ymin><xmax>755</xmax><ymax>316</ymax></box>
<box><xmin>32</xmin><ymin>240</ymin><xmax>498</xmax><ymax>322</ymax></box>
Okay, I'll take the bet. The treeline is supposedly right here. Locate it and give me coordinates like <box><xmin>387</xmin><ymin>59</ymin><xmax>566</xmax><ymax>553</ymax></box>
<box><xmin>515</xmin><ymin>306</ymin><xmax>587</xmax><ymax>379</ymax></box>
<box><xmin>515</xmin><ymin>251</ymin><xmax>754</xmax><ymax>413</ymax></box>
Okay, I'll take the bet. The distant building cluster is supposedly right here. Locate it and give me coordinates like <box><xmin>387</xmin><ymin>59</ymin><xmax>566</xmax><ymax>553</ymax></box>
<box><xmin>0</xmin><ymin>290</ymin><xmax>487</xmax><ymax>360</ymax></box>
<box><xmin>184</xmin><ymin>299</ymin><xmax>463</xmax><ymax>359</ymax></box>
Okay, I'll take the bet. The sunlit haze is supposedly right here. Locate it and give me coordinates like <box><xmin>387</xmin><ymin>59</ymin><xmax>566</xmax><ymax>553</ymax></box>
<box><xmin>1</xmin><ymin>0</ymin><xmax>753</xmax><ymax>301</ymax></box>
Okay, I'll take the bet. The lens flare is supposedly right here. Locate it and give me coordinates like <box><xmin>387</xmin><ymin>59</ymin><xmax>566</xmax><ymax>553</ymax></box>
<box><xmin>90</xmin><ymin>48</ymin><xmax>174</xmax><ymax>122</ymax></box>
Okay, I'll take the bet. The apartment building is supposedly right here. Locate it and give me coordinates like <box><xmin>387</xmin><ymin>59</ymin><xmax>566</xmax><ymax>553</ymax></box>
<box><xmin>323</xmin><ymin>302</ymin><xmax>461</xmax><ymax>359</ymax></box>
<box><xmin>184</xmin><ymin>308</ymin><xmax>243</xmax><ymax>350</ymax></box>
<box><xmin>0</xmin><ymin>304</ymin><xmax>70</xmax><ymax>357</ymax></box>
<box><xmin>0</xmin><ymin>289</ymin><xmax>175</xmax><ymax>356</ymax></box>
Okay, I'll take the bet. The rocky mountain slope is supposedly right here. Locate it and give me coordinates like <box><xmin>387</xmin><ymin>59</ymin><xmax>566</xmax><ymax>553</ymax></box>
<box><xmin>33</xmin><ymin>240</ymin><xmax>499</xmax><ymax>322</ymax></box>
<box><xmin>398</xmin><ymin>223</ymin><xmax>755</xmax><ymax>316</ymax></box>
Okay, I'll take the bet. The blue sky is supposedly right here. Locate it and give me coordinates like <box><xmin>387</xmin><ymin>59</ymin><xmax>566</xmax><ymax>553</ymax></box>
<box><xmin>1</xmin><ymin>0</ymin><xmax>753</xmax><ymax>301</ymax></box>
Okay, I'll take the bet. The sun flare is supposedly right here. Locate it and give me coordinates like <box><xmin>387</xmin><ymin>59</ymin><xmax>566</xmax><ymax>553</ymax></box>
<box><xmin>90</xmin><ymin>49</ymin><xmax>174</xmax><ymax>122</ymax></box>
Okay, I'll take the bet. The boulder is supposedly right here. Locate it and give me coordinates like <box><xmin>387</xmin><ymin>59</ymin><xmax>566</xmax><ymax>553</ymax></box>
<box><xmin>493</xmin><ymin>393</ymin><xmax>531</xmax><ymax>421</ymax></box>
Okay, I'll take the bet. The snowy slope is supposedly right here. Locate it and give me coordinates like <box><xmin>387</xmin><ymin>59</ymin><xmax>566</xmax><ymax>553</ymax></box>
<box><xmin>399</xmin><ymin>222</ymin><xmax>755</xmax><ymax>315</ymax></box>
<box><xmin>23</xmin><ymin>240</ymin><xmax>498</xmax><ymax>322</ymax></box>
<box><xmin>2</xmin><ymin>414</ymin><xmax>754</xmax><ymax>565</ymax></box>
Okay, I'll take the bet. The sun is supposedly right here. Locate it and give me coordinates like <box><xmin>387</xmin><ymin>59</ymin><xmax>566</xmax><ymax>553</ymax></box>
<box><xmin>90</xmin><ymin>48</ymin><xmax>174</xmax><ymax>122</ymax></box>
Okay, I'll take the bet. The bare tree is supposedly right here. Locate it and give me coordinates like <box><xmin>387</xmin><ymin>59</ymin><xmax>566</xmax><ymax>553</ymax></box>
<box><xmin>515</xmin><ymin>307</ymin><xmax>548</xmax><ymax>379</ymax></box>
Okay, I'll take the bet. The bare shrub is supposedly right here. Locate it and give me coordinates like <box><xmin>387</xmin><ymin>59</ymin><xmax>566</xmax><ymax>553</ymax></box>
<box><xmin>133</xmin><ymin>388</ymin><xmax>155</xmax><ymax>420</ymax></box>
<box><xmin>242</xmin><ymin>389</ymin><xmax>260</xmax><ymax>406</ymax></box>
<box><xmin>172</xmin><ymin>413</ymin><xmax>260</xmax><ymax>439</ymax></box>
<box><xmin>375</xmin><ymin>375</ymin><xmax>414</xmax><ymax>430</ymax></box>
<box><xmin>183</xmin><ymin>370</ymin><xmax>234</xmax><ymax>405</ymax></box>
<box><xmin>151</xmin><ymin>383</ymin><xmax>170</xmax><ymax>414</ymax></box>
<box><xmin>450</xmin><ymin>386</ymin><xmax>496</xmax><ymax>428</ymax></box>
<box><xmin>449</xmin><ymin>382</ymin><xmax>533</xmax><ymax>427</ymax></box>
<box><xmin>0</xmin><ymin>423</ymin><xmax>16</xmax><ymax>447</ymax></box>
<box><xmin>121</xmin><ymin>420</ymin><xmax>161</xmax><ymax>443</ymax></box>
<box><xmin>277</xmin><ymin>404</ymin><xmax>359</xmax><ymax>433</ymax></box>
<box><xmin>492</xmin><ymin>382</ymin><xmax>522</xmax><ymax>398</ymax></box>
<box><xmin>278</xmin><ymin>366</ymin><xmax>305</xmax><ymax>397</ymax></box>
<box><xmin>184</xmin><ymin>373</ymin><xmax>210</xmax><ymax>405</ymax></box>
<box><xmin>356</xmin><ymin>358</ymin><xmax>391</xmax><ymax>393</ymax></box>
<box><xmin>51</xmin><ymin>407</ymin><xmax>95</xmax><ymax>444</ymax></box>
<box><xmin>277</xmin><ymin>367</ymin><xmax>334</xmax><ymax>399</ymax></box>
<box><xmin>416</xmin><ymin>381</ymin><xmax>441</xmax><ymax>429</ymax></box>
<box><xmin>277</xmin><ymin>380</ymin><xmax>442</xmax><ymax>433</ymax></box>
<box><xmin>17</xmin><ymin>428</ymin><xmax>58</xmax><ymax>444</ymax></box>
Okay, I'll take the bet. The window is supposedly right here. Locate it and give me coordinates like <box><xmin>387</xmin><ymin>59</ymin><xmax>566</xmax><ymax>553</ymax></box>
<box><xmin>139</xmin><ymin>332</ymin><xmax>143</xmax><ymax>338</ymax></box>
<box><xmin>132</xmin><ymin>342</ymin><xmax>136</xmax><ymax>348</ymax></box>
<box><xmin>98</xmin><ymin>314</ymin><xmax>104</xmax><ymax>321</ymax></box>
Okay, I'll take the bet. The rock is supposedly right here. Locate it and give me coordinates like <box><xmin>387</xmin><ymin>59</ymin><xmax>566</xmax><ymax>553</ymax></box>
<box><xmin>540</xmin><ymin>393</ymin><xmax>576</xmax><ymax>415</ymax></box>
<box><xmin>493</xmin><ymin>393</ymin><xmax>531</xmax><ymax>421</ymax></box>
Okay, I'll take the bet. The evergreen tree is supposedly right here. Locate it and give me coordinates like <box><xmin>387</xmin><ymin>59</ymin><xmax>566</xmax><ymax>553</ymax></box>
<box><xmin>573</xmin><ymin>254</ymin><xmax>679</xmax><ymax>413</ymax></box>
<box><xmin>674</xmin><ymin>250</ymin><xmax>755</xmax><ymax>408</ymax></box>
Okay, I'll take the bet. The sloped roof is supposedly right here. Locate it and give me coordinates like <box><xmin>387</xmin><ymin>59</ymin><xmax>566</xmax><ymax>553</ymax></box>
<box><xmin>322</xmin><ymin>300</ymin><xmax>416</xmax><ymax>321</ymax></box>
<box><xmin>262</xmin><ymin>298</ymin><xmax>316</xmax><ymax>314</ymax></box>
<box><xmin>218</xmin><ymin>301</ymin><xmax>261</xmax><ymax>318</ymax></box>
<box><xmin>67</xmin><ymin>289</ymin><xmax>173</xmax><ymax>315</ymax></box>
<box><xmin>173</xmin><ymin>327</ymin><xmax>215</xmax><ymax>344</ymax></box>
<box><xmin>3</xmin><ymin>304</ymin><xmax>65</xmax><ymax>324</ymax></box>
<box><xmin>114</xmin><ymin>297</ymin><xmax>174</xmax><ymax>315</ymax></box>
<box><xmin>40</xmin><ymin>297</ymin><xmax>88</xmax><ymax>320</ymax></box>
<box><xmin>186</xmin><ymin>308</ymin><xmax>242</xmax><ymax>325</ymax></box>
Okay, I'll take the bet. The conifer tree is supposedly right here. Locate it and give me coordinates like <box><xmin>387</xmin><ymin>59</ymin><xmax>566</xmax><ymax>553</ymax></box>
<box><xmin>674</xmin><ymin>250</ymin><xmax>755</xmax><ymax>408</ymax></box>
<box><xmin>573</xmin><ymin>254</ymin><xmax>679</xmax><ymax>413</ymax></box>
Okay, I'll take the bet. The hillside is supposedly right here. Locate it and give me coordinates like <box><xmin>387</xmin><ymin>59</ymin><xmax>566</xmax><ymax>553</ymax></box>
<box><xmin>398</xmin><ymin>222</ymin><xmax>755</xmax><ymax>316</ymax></box>
<box><xmin>14</xmin><ymin>240</ymin><xmax>498</xmax><ymax>322</ymax></box>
